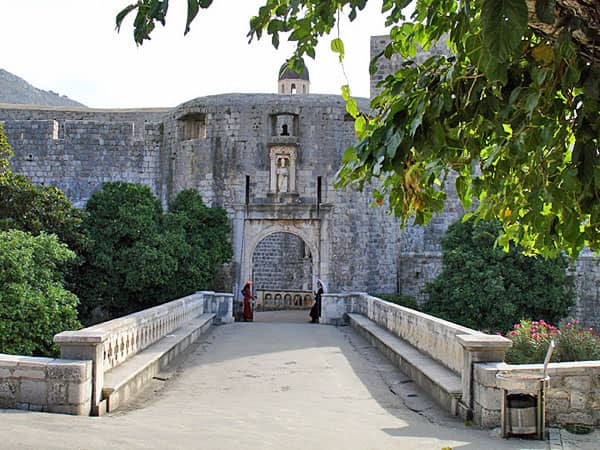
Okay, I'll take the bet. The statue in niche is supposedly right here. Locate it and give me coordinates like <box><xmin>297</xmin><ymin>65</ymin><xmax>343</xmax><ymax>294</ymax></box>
<box><xmin>276</xmin><ymin>157</ymin><xmax>289</xmax><ymax>193</ymax></box>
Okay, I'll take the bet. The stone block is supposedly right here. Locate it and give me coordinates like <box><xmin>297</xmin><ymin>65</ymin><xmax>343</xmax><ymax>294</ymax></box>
<box><xmin>474</xmin><ymin>363</ymin><xmax>505</xmax><ymax>387</ymax></box>
<box><xmin>0</xmin><ymin>379</ymin><xmax>17</xmax><ymax>399</ymax></box>
<box><xmin>571</xmin><ymin>391</ymin><xmax>588</xmax><ymax>409</ymax></box>
<box><xmin>593</xmin><ymin>373</ymin><xmax>600</xmax><ymax>389</ymax></box>
<box><xmin>19</xmin><ymin>380</ymin><xmax>47</xmax><ymax>405</ymax></box>
<box><xmin>564</xmin><ymin>375</ymin><xmax>591</xmax><ymax>391</ymax></box>
<box><xmin>14</xmin><ymin>366</ymin><xmax>46</xmax><ymax>380</ymax></box>
<box><xmin>68</xmin><ymin>381</ymin><xmax>92</xmax><ymax>404</ymax></box>
<box><xmin>547</xmin><ymin>393</ymin><xmax>570</xmax><ymax>412</ymax></box>
<box><xmin>555</xmin><ymin>411</ymin><xmax>595</xmax><ymax>426</ymax></box>
<box><xmin>47</xmin><ymin>361</ymin><xmax>92</xmax><ymax>382</ymax></box>
<box><xmin>48</xmin><ymin>382</ymin><xmax>68</xmax><ymax>404</ymax></box>
<box><xmin>474</xmin><ymin>384</ymin><xmax>502</xmax><ymax>410</ymax></box>
<box><xmin>0</xmin><ymin>367</ymin><xmax>13</xmax><ymax>378</ymax></box>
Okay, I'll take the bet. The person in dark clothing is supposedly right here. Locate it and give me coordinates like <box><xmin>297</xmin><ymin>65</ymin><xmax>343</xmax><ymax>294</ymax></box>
<box><xmin>309</xmin><ymin>279</ymin><xmax>324</xmax><ymax>323</ymax></box>
<box><xmin>241</xmin><ymin>281</ymin><xmax>254</xmax><ymax>322</ymax></box>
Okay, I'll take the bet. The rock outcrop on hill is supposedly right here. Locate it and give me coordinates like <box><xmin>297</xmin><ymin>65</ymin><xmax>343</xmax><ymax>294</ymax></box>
<box><xmin>0</xmin><ymin>69</ymin><xmax>85</xmax><ymax>107</ymax></box>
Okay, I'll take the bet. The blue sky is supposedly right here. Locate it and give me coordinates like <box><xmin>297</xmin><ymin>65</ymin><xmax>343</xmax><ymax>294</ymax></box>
<box><xmin>1</xmin><ymin>1</ymin><xmax>389</xmax><ymax>108</ymax></box>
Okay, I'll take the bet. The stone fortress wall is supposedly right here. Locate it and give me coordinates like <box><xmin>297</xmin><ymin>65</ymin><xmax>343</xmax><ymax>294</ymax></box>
<box><xmin>1</xmin><ymin>35</ymin><xmax>599</xmax><ymax>328</ymax></box>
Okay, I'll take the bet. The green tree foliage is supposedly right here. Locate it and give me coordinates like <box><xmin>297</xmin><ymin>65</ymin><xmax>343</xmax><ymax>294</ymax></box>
<box><xmin>0</xmin><ymin>172</ymin><xmax>86</xmax><ymax>255</ymax></box>
<box><xmin>423</xmin><ymin>218</ymin><xmax>574</xmax><ymax>333</ymax></box>
<box><xmin>0</xmin><ymin>123</ymin><xmax>12</xmax><ymax>178</ymax></box>
<box><xmin>0</xmin><ymin>230</ymin><xmax>81</xmax><ymax>356</ymax></box>
<box><xmin>117</xmin><ymin>0</ymin><xmax>600</xmax><ymax>257</ymax></box>
<box><xmin>166</xmin><ymin>189</ymin><xmax>232</xmax><ymax>298</ymax></box>
<box><xmin>77</xmin><ymin>182</ymin><xmax>232</xmax><ymax>322</ymax></box>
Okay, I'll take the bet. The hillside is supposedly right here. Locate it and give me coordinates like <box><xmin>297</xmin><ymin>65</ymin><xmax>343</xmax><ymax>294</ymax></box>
<box><xmin>0</xmin><ymin>69</ymin><xmax>85</xmax><ymax>107</ymax></box>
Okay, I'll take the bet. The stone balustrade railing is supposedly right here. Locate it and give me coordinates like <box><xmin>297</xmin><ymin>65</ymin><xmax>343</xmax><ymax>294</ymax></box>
<box><xmin>321</xmin><ymin>292</ymin><xmax>490</xmax><ymax>374</ymax></box>
<box><xmin>321</xmin><ymin>292</ymin><xmax>512</xmax><ymax>420</ymax></box>
<box><xmin>54</xmin><ymin>291</ymin><xmax>232</xmax><ymax>415</ymax></box>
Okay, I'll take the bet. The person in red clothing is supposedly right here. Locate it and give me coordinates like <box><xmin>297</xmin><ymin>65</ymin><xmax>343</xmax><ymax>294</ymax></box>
<box><xmin>241</xmin><ymin>281</ymin><xmax>254</xmax><ymax>322</ymax></box>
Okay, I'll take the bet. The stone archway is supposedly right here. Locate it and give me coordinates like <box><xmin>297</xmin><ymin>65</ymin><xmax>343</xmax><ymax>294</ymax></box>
<box><xmin>252</xmin><ymin>232</ymin><xmax>313</xmax><ymax>290</ymax></box>
<box><xmin>240</xmin><ymin>220</ymin><xmax>322</xmax><ymax>309</ymax></box>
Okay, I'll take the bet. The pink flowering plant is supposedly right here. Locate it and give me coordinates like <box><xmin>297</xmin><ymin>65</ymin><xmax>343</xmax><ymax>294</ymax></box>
<box><xmin>505</xmin><ymin>319</ymin><xmax>600</xmax><ymax>364</ymax></box>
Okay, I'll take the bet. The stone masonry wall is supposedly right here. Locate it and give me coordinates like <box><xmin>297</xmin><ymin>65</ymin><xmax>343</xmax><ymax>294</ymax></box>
<box><xmin>0</xmin><ymin>354</ymin><xmax>92</xmax><ymax>415</ymax></box>
<box><xmin>473</xmin><ymin>361</ymin><xmax>600</xmax><ymax>428</ymax></box>
<box><xmin>165</xmin><ymin>94</ymin><xmax>404</xmax><ymax>294</ymax></box>
<box><xmin>252</xmin><ymin>232</ymin><xmax>312</xmax><ymax>290</ymax></box>
<box><xmin>1</xmin><ymin>105</ymin><xmax>168</xmax><ymax>207</ymax></box>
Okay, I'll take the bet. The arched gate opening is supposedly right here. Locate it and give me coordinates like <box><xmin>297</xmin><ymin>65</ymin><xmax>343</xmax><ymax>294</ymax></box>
<box><xmin>251</xmin><ymin>232</ymin><xmax>314</xmax><ymax>311</ymax></box>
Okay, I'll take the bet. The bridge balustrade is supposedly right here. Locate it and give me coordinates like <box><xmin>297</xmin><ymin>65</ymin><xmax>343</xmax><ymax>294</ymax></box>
<box><xmin>54</xmin><ymin>291</ymin><xmax>232</xmax><ymax>415</ymax></box>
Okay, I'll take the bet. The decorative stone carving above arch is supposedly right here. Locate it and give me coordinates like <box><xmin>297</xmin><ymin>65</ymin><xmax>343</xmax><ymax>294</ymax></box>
<box><xmin>270</xmin><ymin>145</ymin><xmax>297</xmax><ymax>194</ymax></box>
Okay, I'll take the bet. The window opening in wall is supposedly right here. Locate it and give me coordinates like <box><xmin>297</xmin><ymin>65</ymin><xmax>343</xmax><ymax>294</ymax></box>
<box><xmin>245</xmin><ymin>176</ymin><xmax>250</xmax><ymax>205</ymax></box>
<box><xmin>271</xmin><ymin>114</ymin><xmax>298</xmax><ymax>137</ymax></box>
<box><xmin>291</xmin><ymin>83</ymin><xmax>297</xmax><ymax>94</ymax></box>
<box><xmin>317</xmin><ymin>176</ymin><xmax>322</xmax><ymax>215</ymax></box>
<box><xmin>177</xmin><ymin>113</ymin><xmax>206</xmax><ymax>141</ymax></box>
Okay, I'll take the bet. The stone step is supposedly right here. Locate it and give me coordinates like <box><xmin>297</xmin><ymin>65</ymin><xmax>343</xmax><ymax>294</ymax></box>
<box><xmin>102</xmin><ymin>313</ymin><xmax>215</xmax><ymax>412</ymax></box>
<box><xmin>347</xmin><ymin>313</ymin><xmax>462</xmax><ymax>416</ymax></box>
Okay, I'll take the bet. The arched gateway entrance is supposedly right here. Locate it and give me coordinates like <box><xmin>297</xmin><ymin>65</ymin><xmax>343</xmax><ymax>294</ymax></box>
<box><xmin>252</xmin><ymin>232</ymin><xmax>313</xmax><ymax>310</ymax></box>
<box><xmin>240</xmin><ymin>220</ymin><xmax>326</xmax><ymax>311</ymax></box>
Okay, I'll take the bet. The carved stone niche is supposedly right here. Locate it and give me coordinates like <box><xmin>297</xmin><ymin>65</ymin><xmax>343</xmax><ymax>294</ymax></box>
<box><xmin>269</xmin><ymin>145</ymin><xmax>297</xmax><ymax>194</ymax></box>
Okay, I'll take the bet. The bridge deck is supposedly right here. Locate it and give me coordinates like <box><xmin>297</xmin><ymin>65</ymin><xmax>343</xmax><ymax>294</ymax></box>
<box><xmin>0</xmin><ymin>315</ymin><xmax>546</xmax><ymax>449</ymax></box>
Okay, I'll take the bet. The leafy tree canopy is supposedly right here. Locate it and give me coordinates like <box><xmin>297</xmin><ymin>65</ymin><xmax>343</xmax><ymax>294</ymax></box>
<box><xmin>0</xmin><ymin>230</ymin><xmax>81</xmax><ymax>356</ymax></box>
<box><xmin>117</xmin><ymin>0</ymin><xmax>600</xmax><ymax>258</ymax></box>
<box><xmin>76</xmin><ymin>183</ymin><xmax>232</xmax><ymax>322</ymax></box>
<box><xmin>0</xmin><ymin>123</ymin><xmax>13</xmax><ymax>179</ymax></box>
<box><xmin>0</xmin><ymin>172</ymin><xmax>87</xmax><ymax>255</ymax></box>
<box><xmin>423</xmin><ymin>217</ymin><xmax>574</xmax><ymax>332</ymax></box>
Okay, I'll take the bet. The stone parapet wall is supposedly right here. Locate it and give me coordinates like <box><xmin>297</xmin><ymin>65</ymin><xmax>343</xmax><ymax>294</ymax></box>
<box><xmin>321</xmin><ymin>293</ymin><xmax>482</xmax><ymax>374</ymax></box>
<box><xmin>0</xmin><ymin>354</ymin><xmax>92</xmax><ymax>415</ymax></box>
<box><xmin>3</xmin><ymin>117</ymin><xmax>164</xmax><ymax>207</ymax></box>
<box><xmin>473</xmin><ymin>361</ymin><xmax>600</xmax><ymax>428</ymax></box>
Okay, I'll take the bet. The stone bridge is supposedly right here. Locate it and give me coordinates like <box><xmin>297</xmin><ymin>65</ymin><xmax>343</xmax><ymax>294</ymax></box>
<box><xmin>1</xmin><ymin>292</ymin><xmax>599</xmax><ymax>449</ymax></box>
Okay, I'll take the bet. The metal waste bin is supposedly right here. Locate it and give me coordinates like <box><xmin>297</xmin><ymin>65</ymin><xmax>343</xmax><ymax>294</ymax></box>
<box><xmin>496</xmin><ymin>340</ymin><xmax>555</xmax><ymax>439</ymax></box>
<box><xmin>506</xmin><ymin>393</ymin><xmax>537</xmax><ymax>435</ymax></box>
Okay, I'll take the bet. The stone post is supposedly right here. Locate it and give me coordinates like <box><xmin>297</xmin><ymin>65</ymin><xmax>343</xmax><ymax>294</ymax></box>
<box><xmin>54</xmin><ymin>330</ymin><xmax>109</xmax><ymax>416</ymax></box>
<box><xmin>198</xmin><ymin>291</ymin><xmax>234</xmax><ymax>324</ymax></box>
<box><xmin>457</xmin><ymin>334</ymin><xmax>512</xmax><ymax>420</ymax></box>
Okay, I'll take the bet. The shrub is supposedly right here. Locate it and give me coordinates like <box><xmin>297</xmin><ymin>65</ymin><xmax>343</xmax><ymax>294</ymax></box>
<box><xmin>423</xmin><ymin>218</ymin><xmax>574</xmax><ymax>333</ymax></box>
<box><xmin>0</xmin><ymin>172</ymin><xmax>86</xmax><ymax>255</ymax></box>
<box><xmin>76</xmin><ymin>183</ymin><xmax>232</xmax><ymax>322</ymax></box>
<box><xmin>371</xmin><ymin>293</ymin><xmax>419</xmax><ymax>310</ymax></box>
<box><xmin>0</xmin><ymin>230</ymin><xmax>81</xmax><ymax>356</ymax></box>
<box><xmin>0</xmin><ymin>123</ymin><xmax>12</xmax><ymax>177</ymax></box>
<box><xmin>505</xmin><ymin>319</ymin><xmax>600</xmax><ymax>363</ymax></box>
<box><xmin>164</xmin><ymin>189</ymin><xmax>232</xmax><ymax>299</ymax></box>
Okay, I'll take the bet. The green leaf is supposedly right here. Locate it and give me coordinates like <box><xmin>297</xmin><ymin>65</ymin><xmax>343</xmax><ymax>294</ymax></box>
<box><xmin>116</xmin><ymin>4</ymin><xmax>137</xmax><ymax>31</ymax></box>
<box><xmin>355</xmin><ymin>116</ymin><xmax>366</xmax><ymax>134</ymax></box>
<box><xmin>341</xmin><ymin>84</ymin><xmax>350</xmax><ymax>102</ymax></box>
<box><xmin>346</xmin><ymin>98</ymin><xmax>359</xmax><ymax>118</ymax></box>
<box><xmin>535</xmin><ymin>0</ymin><xmax>555</xmax><ymax>24</ymax></box>
<box><xmin>185</xmin><ymin>0</ymin><xmax>199</xmax><ymax>34</ymax></box>
<box><xmin>342</xmin><ymin>146</ymin><xmax>357</xmax><ymax>163</ymax></box>
<box><xmin>481</xmin><ymin>0</ymin><xmax>528</xmax><ymax>62</ymax></box>
<box><xmin>331</xmin><ymin>37</ymin><xmax>345</xmax><ymax>62</ymax></box>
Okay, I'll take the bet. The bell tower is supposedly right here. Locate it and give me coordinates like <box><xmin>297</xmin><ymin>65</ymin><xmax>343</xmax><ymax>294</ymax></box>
<box><xmin>278</xmin><ymin>61</ymin><xmax>310</xmax><ymax>95</ymax></box>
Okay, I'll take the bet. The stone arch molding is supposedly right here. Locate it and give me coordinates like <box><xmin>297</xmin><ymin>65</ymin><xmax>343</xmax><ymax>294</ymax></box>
<box><xmin>241</xmin><ymin>221</ymin><xmax>320</xmax><ymax>290</ymax></box>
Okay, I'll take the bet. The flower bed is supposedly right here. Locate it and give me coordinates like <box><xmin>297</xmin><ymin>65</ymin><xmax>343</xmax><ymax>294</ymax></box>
<box><xmin>505</xmin><ymin>319</ymin><xmax>600</xmax><ymax>364</ymax></box>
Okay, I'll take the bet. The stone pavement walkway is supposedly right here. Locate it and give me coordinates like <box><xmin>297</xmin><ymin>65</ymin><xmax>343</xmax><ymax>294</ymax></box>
<box><xmin>0</xmin><ymin>311</ymin><xmax>587</xmax><ymax>449</ymax></box>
